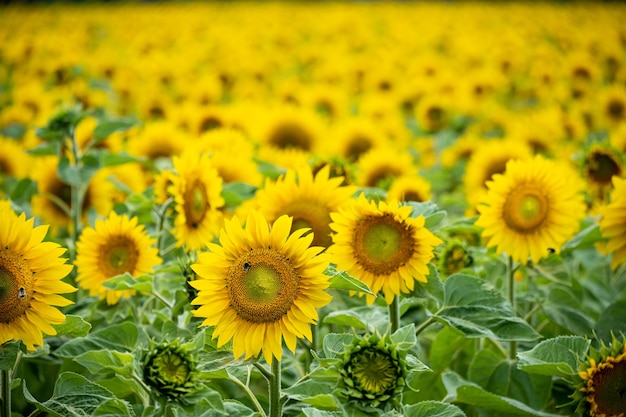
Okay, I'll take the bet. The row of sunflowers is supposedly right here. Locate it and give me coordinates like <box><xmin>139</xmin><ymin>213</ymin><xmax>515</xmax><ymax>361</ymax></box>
<box><xmin>1</xmin><ymin>1</ymin><xmax>626</xmax><ymax>417</ymax></box>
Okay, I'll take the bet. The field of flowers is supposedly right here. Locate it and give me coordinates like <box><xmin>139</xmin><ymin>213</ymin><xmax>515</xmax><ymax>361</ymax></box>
<box><xmin>1</xmin><ymin>1</ymin><xmax>626</xmax><ymax>416</ymax></box>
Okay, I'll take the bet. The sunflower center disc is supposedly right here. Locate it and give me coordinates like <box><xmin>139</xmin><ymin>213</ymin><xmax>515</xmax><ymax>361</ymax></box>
<box><xmin>270</xmin><ymin>122</ymin><xmax>312</xmax><ymax>151</ymax></box>
<box><xmin>503</xmin><ymin>186</ymin><xmax>549</xmax><ymax>233</ymax></box>
<box><xmin>588</xmin><ymin>152</ymin><xmax>621</xmax><ymax>185</ymax></box>
<box><xmin>590</xmin><ymin>357</ymin><xmax>626</xmax><ymax>416</ymax></box>
<box><xmin>350</xmin><ymin>348</ymin><xmax>398</xmax><ymax>395</ymax></box>
<box><xmin>229</xmin><ymin>248</ymin><xmax>299</xmax><ymax>323</ymax></box>
<box><xmin>0</xmin><ymin>249</ymin><xmax>33</xmax><ymax>323</ymax></box>
<box><xmin>100</xmin><ymin>236</ymin><xmax>140</xmax><ymax>277</ymax></box>
<box><xmin>354</xmin><ymin>214</ymin><xmax>414</xmax><ymax>275</ymax></box>
<box><xmin>153</xmin><ymin>351</ymin><xmax>189</xmax><ymax>385</ymax></box>
<box><xmin>184</xmin><ymin>180</ymin><xmax>208</xmax><ymax>227</ymax></box>
<box><xmin>283</xmin><ymin>200</ymin><xmax>332</xmax><ymax>247</ymax></box>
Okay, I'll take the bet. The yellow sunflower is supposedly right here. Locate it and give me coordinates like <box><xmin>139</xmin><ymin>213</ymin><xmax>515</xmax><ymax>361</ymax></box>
<box><xmin>254</xmin><ymin>165</ymin><xmax>356</xmax><ymax>248</ymax></box>
<box><xmin>0</xmin><ymin>136</ymin><xmax>30</xmax><ymax>180</ymax></box>
<box><xmin>170</xmin><ymin>150</ymin><xmax>225</xmax><ymax>251</ymax></box>
<box><xmin>74</xmin><ymin>211</ymin><xmax>162</xmax><ymax>305</ymax></box>
<box><xmin>356</xmin><ymin>147</ymin><xmax>418</xmax><ymax>190</ymax></box>
<box><xmin>475</xmin><ymin>155</ymin><xmax>586</xmax><ymax>264</ymax></box>
<box><xmin>0</xmin><ymin>206</ymin><xmax>76</xmax><ymax>351</ymax></box>
<box><xmin>126</xmin><ymin>120</ymin><xmax>189</xmax><ymax>161</ymax></box>
<box><xmin>386</xmin><ymin>174</ymin><xmax>432</xmax><ymax>203</ymax></box>
<box><xmin>328</xmin><ymin>193</ymin><xmax>442</xmax><ymax>305</ymax></box>
<box><xmin>581</xmin><ymin>143</ymin><xmax>624</xmax><ymax>203</ymax></box>
<box><xmin>190</xmin><ymin>211</ymin><xmax>331</xmax><ymax>364</ymax></box>
<box><xmin>597</xmin><ymin>176</ymin><xmax>626</xmax><ymax>270</ymax></box>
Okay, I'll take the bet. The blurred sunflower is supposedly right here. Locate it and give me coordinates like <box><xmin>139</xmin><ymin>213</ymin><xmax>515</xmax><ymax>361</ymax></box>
<box><xmin>356</xmin><ymin>147</ymin><xmax>418</xmax><ymax>190</ymax></box>
<box><xmin>75</xmin><ymin>211</ymin><xmax>162</xmax><ymax>305</ymax></box>
<box><xmin>386</xmin><ymin>174</ymin><xmax>432</xmax><ymax>203</ymax></box>
<box><xmin>463</xmin><ymin>138</ymin><xmax>533</xmax><ymax>212</ymax></box>
<box><xmin>170</xmin><ymin>150</ymin><xmax>225</xmax><ymax>251</ymax></box>
<box><xmin>576</xmin><ymin>336</ymin><xmax>626</xmax><ymax>417</ymax></box>
<box><xmin>581</xmin><ymin>143</ymin><xmax>624</xmax><ymax>203</ymax></box>
<box><xmin>255</xmin><ymin>105</ymin><xmax>326</xmax><ymax>155</ymax></box>
<box><xmin>475</xmin><ymin>155</ymin><xmax>586</xmax><ymax>264</ymax></box>
<box><xmin>0</xmin><ymin>205</ymin><xmax>76</xmax><ymax>351</ymax></box>
<box><xmin>127</xmin><ymin>120</ymin><xmax>189</xmax><ymax>161</ymax></box>
<box><xmin>597</xmin><ymin>176</ymin><xmax>626</xmax><ymax>270</ymax></box>
<box><xmin>255</xmin><ymin>165</ymin><xmax>356</xmax><ymax>248</ymax></box>
<box><xmin>329</xmin><ymin>194</ymin><xmax>442</xmax><ymax>304</ymax></box>
<box><xmin>596</xmin><ymin>84</ymin><xmax>626</xmax><ymax>130</ymax></box>
<box><xmin>190</xmin><ymin>211</ymin><xmax>331</xmax><ymax>364</ymax></box>
<box><xmin>329</xmin><ymin>117</ymin><xmax>390</xmax><ymax>163</ymax></box>
<box><xmin>414</xmin><ymin>94</ymin><xmax>452</xmax><ymax>133</ymax></box>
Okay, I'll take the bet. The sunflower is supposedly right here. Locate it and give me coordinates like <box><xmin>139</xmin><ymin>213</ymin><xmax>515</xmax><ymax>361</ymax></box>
<box><xmin>596</xmin><ymin>84</ymin><xmax>626</xmax><ymax>130</ymax></box>
<box><xmin>386</xmin><ymin>174</ymin><xmax>432</xmax><ymax>203</ymax></box>
<box><xmin>577</xmin><ymin>336</ymin><xmax>626</xmax><ymax>417</ymax></box>
<box><xmin>74</xmin><ymin>211</ymin><xmax>161</xmax><ymax>305</ymax></box>
<box><xmin>329</xmin><ymin>193</ymin><xmax>442</xmax><ymax>305</ymax></box>
<box><xmin>126</xmin><ymin>120</ymin><xmax>189</xmax><ymax>161</ymax></box>
<box><xmin>475</xmin><ymin>155</ymin><xmax>586</xmax><ymax>264</ymax></box>
<box><xmin>170</xmin><ymin>150</ymin><xmax>225</xmax><ymax>251</ymax></box>
<box><xmin>254</xmin><ymin>165</ymin><xmax>356</xmax><ymax>248</ymax></box>
<box><xmin>356</xmin><ymin>147</ymin><xmax>418</xmax><ymax>190</ymax></box>
<box><xmin>597</xmin><ymin>176</ymin><xmax>626</xmax><ymax>270</ymax></box>
<box><xmin>581</xmin><ymin>143</ymin><xmax>624</xmax><ymax>203</ymax></box>
<box><xmin>0</xmin><ymin>205</ymin><xmax>76</xmax><ymax>351</ymax></box>
<box><xmin>329</xmin><ymin>117</ymin><xmax>390</xmax><ymax>163</ymax></box>
<box><xmin>190</xmin><ymin>211</ymin><xmax>331</xmax><ymax>364</ymax></box>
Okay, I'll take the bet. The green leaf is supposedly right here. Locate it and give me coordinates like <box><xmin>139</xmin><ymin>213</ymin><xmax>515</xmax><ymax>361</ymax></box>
<box><xmin>57</xmin><ymin>154</ymin><xmax>101</xmax><ymax>186</ymax></box>
<box><xmin>93</xmin><ymin>398</ymin><xmax>137</xmax><ymax>416</ymax></box>
<box><xmin>26</xmin><ymin>141</ymin><xmax>61</xmax><ymax>156</ymax></box>
<box><xmin>0</xmin><ymin>340</ymin><xmax>23</xmax><ymax>371</ymax></box>
<box><xmin>390</xmin><ymin>324</ymin><xmax>417</xmax><ymax>352</ymax></box>
<box><xmin>442</xmin><ymin>372</ymin><xmax>561</xmax><ymax>417</ymax></box>
<box><xmin>282</xmin><ymin>380</ymin><xmax>340</xmax><ymax>410</ymax></box>
<box><xmin>9</xmin><ymin>178</ymin><xmax>38</xmax><ymax>205</ymax></box>
<box><xmin>302</xmin><ymin>408</ymin><xmax>343</xmax><ymax>417</ymax></box>
<box><xmin>542</xmin><ymin>287</ymin><xmax>594</xmax><ymax>335</ymax></box>
<box><xmin>101</xmin><ymin>151</ymin><xmax>143</xmax><ymax>167</ymax></box>
<box><xmin>93</xmin><ymin>118</ymin><xmax>137</xmax><ymax>141</ymax></box>
<box><xmin>406</xmin><ymin>201</ymin><xmax>447</xmax><ymax>230</ymax></box>
<box><xmin>52</xmin><ymin>314</ymin><xmax>92</xmax><ymax>337</ymax></box>
<box><xmin>323</xmin><ymin>310</ymin><xmax>368</xmax><ymax>330</ymax></box>
<box><xmin>517</xmin><ymin>336</ymin><xmax>590</xmax><ymax>378</ymax></box>
<box><xmin>55</xmin><ymin>321</ymin><xmax>140</xmax><ymax>357</ymax></box>
<box><xmin>326</xmin><ymin>265</ymin><xmax>374</xmax><ymax>295</ymax></box>
<box><xmin>562</xmin><ymin>222</ymin><xmax>603</xmax><ymax>252</ymax></box>
<box><xmin>434</xmin><ymin>274</ymin><xmax>540</xmax><ymax>342</ymax></box>
<box><xmin>595</xmin><ymin>299</ymin><xmax>626</xmax><ymax>343</ymax></box>
<box><xmin>429</xmin><ymin>326</ymin><xmax>468</xmax><ymax>371</ymax></box>
<box><xmin>101</xmin><ymin>272</ymin><xmax>153</xmax><ymax>293</ymax></box>
<box><xmin>403</xmin><ymin>401</ymin><xmax>466</xmax><ymax>417</ymax></box>
<box><xmin>411</xmin><ymin>263</ymin><xmax>444</xmax><ymax>305</ymax></box>
<box><xmin>322</xmin><ymin>333</ymin><xmax>353</xmax><ymax>358</ymax></box>
<box><xmin>23</xmin><ymin>372</ymin><xmax>125</xmax><ymax>417</ymax></box>
<box><xmin>73</xmin><ymin>349</ymin><xmax>135</xmax><ymax>376</ymax></box>
<box><xmin>221</xmin><ymin>182</ymin><xmax>257</xmax><ymax>207</ymax></box>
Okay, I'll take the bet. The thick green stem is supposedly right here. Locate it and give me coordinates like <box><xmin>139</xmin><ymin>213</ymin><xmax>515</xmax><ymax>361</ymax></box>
<box><xmin>1</xmin><ymin>369</ymin><xmax>10</xmax><ymax>417</ymax></box>
<box><xmin>269</xmin><ymin>360</ymin><xmax>282</xmax><ymax>417</ymax></box>
<box><xmin>69</xmin><ymin>129</ymin><xmax>83</xmax><ymax>254</ymax></box>
<box><xmin>389</xmin><ymin>295</ymin><xmax>401</xmax><ymax>334</ymax></box>
<box><xmin>507</xmin><ymin>256</ymin><xmax>517</xmax><ymax>360</ymax></box>
<box><xmin>415</xmin><ymin>316</ymin><xmax>436</xmax><ymax>337</ymax></box>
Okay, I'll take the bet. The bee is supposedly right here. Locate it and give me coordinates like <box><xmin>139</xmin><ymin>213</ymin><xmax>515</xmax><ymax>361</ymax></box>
<box><xmin>243</xmin><ymin>262</ymin><xmax>251</xmax><ymax>272</ymax></box>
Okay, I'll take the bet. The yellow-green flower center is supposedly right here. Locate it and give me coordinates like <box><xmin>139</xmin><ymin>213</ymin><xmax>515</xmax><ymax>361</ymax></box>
<box><xmin>349</xmin><ymin>347</ymin><xmax>399</xmax><ymax>396</ymax></box>
<box><xmin>585</xmin><ymin>353</ymin><xmax>626</xmax><ymax>417</ymax></box>
<box><xmin>353</xmin><ymin>214</ymin><xmax>414</xmax><ymax>275</ymax></box>
<box><xmin>283</xmin><ymin>200</ymin><xmax>332</xmax><ymax>247</ymax></box>
<box><xmin>184</xmin><ymin>180</ymin><xmax>209</xmax><ymax>228</ymax></box>
<box><xmin>151</xmin><ymin>351</ymin><xmax>189</xmax><ymax>385</ymax></box>
<box><xmin>0</xmin><ymin>247</ymin><xmax>33</xmax><ymax>324</ymax></box>
<box><xmin>228</xmin><ymin>248</ymin><xmax>299</xmax><ymax>323</ymax></box>
<box><xmin>99</xmin><ymin>236</ymin><xmax>139</xmax><ymax>277</ymax></box>
<box><xmin>503</xmin><ymin>186</ymin><xmax>549</xmax><ymax>233</ymax></box>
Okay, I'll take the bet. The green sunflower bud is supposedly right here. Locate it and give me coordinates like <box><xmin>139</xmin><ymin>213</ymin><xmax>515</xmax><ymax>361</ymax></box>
<box><xmin>143</xmin><ymin>340</ymin><xmax>198</xmax><ymax>399</ymax></box>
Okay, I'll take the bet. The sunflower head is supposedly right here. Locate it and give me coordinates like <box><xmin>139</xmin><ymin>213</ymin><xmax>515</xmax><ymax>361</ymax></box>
<box><xmin>575</xmin><ymin>334</ymin><xmax>626</xmax><ymax>417</ymax></box>
<box><xmin>582</xmin><ymin>144</ymin><xmax>624</xmax><ymax>201</ymax></box>
<box><xmin>438</xmin><ymin>240</ymin><xmax>473</xmax><ymax>276</ymax></box>
<box><xmin>143</xmin><ymin>340</ymin><xmax>198</xmax><ymax>399</ymax></box>
<box><xmin>339</xmin><ymin>332</ymin><xmax>406</xmax><ymax>409</ymax></box>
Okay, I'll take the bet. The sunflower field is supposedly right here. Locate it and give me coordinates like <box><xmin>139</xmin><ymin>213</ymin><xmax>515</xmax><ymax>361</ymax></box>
<box><xmin>1</xmin><ymin>1</ymin><xmax>626</xmax><ymax>416</ymax></box>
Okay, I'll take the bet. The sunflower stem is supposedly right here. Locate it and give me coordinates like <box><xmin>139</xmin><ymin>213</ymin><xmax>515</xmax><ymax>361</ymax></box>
<box><xmin>68</xmin><ymin>128</ymin><xmax>83</xmax><ymax>255</ymax></box>
<box><xmin>269</xmin><ymin>359</ymin><xmax>282</xmax><ymax>417</ymax></box>
<box><xmin>389</xmin><ymin>295</ymin><xmax>401</xmax><ymax>334</ymax></box>
<box><xmin>507</xmin><ymin>256</ymin><xmax>517</xmax><ymax>360</ymax></box>
<box><xmin>415</xmin><ymin>315</ymin><xmax>436</xmax><ymax>337</ymax></box>
<box><xmin>1</xmin><ymin>368</ymin><xmax>10</xmax><ymax>417</ymax></box>
<box><xmin>229</xmin><ymin>370</ymin><xmax>267</xmax><ymax>417</ymax></box>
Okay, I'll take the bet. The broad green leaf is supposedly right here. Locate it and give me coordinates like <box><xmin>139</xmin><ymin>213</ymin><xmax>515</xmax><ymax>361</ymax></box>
<box><xmin>518</xmin><ymin>336</ymin><xmax>590</xmax><ymax>378</ymax></box>
<box><xmin>221</xmin><ymin>182</ymin><xmax>257</xmax><ymax>207</ymax></box>
<box><xmin>282</xmin><ymin>380</ymin><xmax>340</xmax><ymax>410</ymax></box>
<box><xmin>57</xmin><ymin>154</ymin><xmax>100</xmax><ymax>186</ymax></box>
<box><xmin>73</xmin><ymin>349</ymin><xmax>135</xmax><ymax>376</ymax></box>
<box><xmin>256</xmin><ymin>159</ymin><xmax>285</xmax><ymax>180</ymax></box>
<box><xmin>562</xmin><ymin>222</ymin><xmax>603</xmax><ymax>252</ymax></box>
<box><xmin>323</xmin><ymin>310</ymin><xmax>368</xmax><ymax>330</ymax></box>
<box><xmin>93</xmin><ymin>118</ymin><xmax>137</xmax><ymax>141</ymax></box>
<box><xmin>1</xmin><ymin>122</ymin><xmax>26</xmax><ymax>139</ymax></box>
<box><xmin>468</xmin><ymin>351</ymin><xmax>551</xmax><ymax>410</ymax></box>
<box><xmin>52</xmin><ymin>314</ymin><xmax>91</xmax><ymax>337</ymax></box>
<box><xmin>55</xmin><ymin>321</ymin><xmax>140</xmax><ymax>357</ymax></box>
<box><xmin>595</xmin><ymin>299</ymin><xmax>626</xmax><ymax>343</ymax></box>
<box><xmin>411</xmin><ymin>264</ymin><xmax>444</xmax><ymax>305</ymax></box>
<box><xmin>322</xmin><ymin>333</ymin><xmax>353</xmax><ymax>358</ymax></box>
<box><xmin>406</xmin><ymin>201</ymin><xmax>447</xmax><ymax>230</ymax></box>
<box><xmin>27</xmin><ymin>141</ymin><xmax>61</xmax><ymax>156</ymax></box>
<box><xmin>442</xmin><ymin>372</ymin><xmax>561</xmax><ymax>417</ymax></box>
<box><xmin>323</xmin><ymin>306</ymin><xmax>388</xmax><ymax>332</ymax></box>
<box><xmin>9</xmin><ymin>178</ymin><xmax>38</xmax><ymax>205</ymax></box>
<box><xmin>93</xmin><ymin>398</ymin><xmax>136</xmax><ymax>416</ymax></box>
<box><xmin>98</xmin><ymin>375</ymin><xmax>151</xmax><ymax>406</ymax></box>
<box><xmin>429</xmin><ymin>326</ymin><xmax>468</xmax><ymax>371</ymax></box>
<box><xmin>404</xmin><ymin>401</ymin><xmax>466</xmax><ymax>417</ymax></box>
<box><xmin>197</xmin><ymin>350</ymin><xmax>243</xmax><ymax>373</ymax></box>
<box><xmin>405</xmin><ymin>353</ymin><xmax>431</xmax><ymax>373</ymax></box>
<box><xmin>0</xmin><ymin>340</ymin><xmax>22</xmax><ymax>371</ymax></box>
<box><xmin>101</xmin><ymin>272</ymin><xmax>153</xmax><ymax>293</ymax></box>
<box><xmin>542</xmin><ymin>287</ymin><xmax>594</xmax><ymax>335</ymax></box>
<box><xmin>23</xmin><ymin>372</ymin><xmax>121</xmax><ymax>417</ymax></box>
<box><xmin>302</xmin><ymin>408</ymin><xmax>343</xmax><ymax>417</ymax></box>
<box><xmin>390</xmin><ymin>324</ymin><xmax>417</xmax><ymax>352</ymax></box>
<box><xmin>326</xmin><ymin>265</ymin><xmax>374</xmax><ymax>295</ymax></box>
<box><xmin>434</xmin><ymin>274</ymin><xmax>540</xmax><ymax>342</ymax></box>
<box><xmin>101</xmin><ymin>151</ymin><xmax>143</xmax><ymax>167</ymax></box>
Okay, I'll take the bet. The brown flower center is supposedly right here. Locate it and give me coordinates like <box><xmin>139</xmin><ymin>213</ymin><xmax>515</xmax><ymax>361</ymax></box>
<box><xmin>184</xmin><ymin>180</ymin><xmax>209</xmax><ymax>228</ymax></box>
<box><xmin>587</xmin><ymin>151</ymin><xmax>622</xmax><ymax>186</ymax></box>
<box><xmin>353</xmin><ymin>214</ymin><xmax>415</xmax><ymax>275</ymax></box>
<box><xmin>269</xmin><ymin>122</ymin><xmax>312</xmax><ymax>151</ymax></box>
<box><xmin>228</xmin><ymin>248</ymin><xmax>299</xmax><ymax>323</ymax></box>
<box><xmin>98</xmin><ymin>236</ymin><xmax>139</xmax><ymax>277</ymax></box>
<box><xmin>282</xmin><ymin>200</ymin><xmax>332</xmax><ymax>248</ymax></box>
<box><xmin>0</xmin><ymin>247</ymin><xmax>33</xmax><ymax>324</ymax></box>
<box><xmin>502</xmin><ymin>186</ymin><xmax>549</xmax><ymax>233</ymax></box>
<box><xmin>587</xmin><ymin>355</ymin><xmax>626</xmax><ymax>417</ymax></box>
